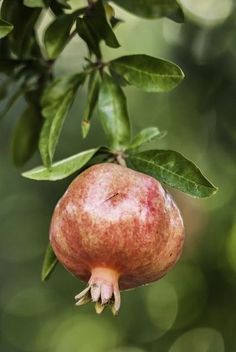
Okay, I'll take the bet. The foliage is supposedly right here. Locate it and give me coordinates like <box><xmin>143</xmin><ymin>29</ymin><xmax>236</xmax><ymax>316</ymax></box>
<box><xmin>41</xmin><ymin>243</ymin><xmax>58</xmax><ymax>281</ymax></box>
<box><xmin>0</xmin><ymin>1</ymin><xmax>217</xmax><ymax>281</ymax></box>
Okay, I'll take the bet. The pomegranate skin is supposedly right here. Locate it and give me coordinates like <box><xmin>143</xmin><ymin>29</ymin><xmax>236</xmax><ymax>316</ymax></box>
<box><xmin>50</xmin><ymin>163</ymin><xmax>184</xmax><ymax>313</ymax></box>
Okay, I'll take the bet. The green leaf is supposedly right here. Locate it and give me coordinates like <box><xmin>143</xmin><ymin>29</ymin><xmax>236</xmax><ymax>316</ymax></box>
<box><xmin>39</xmin><ymin>73</ymin><xmax>85</xmax><ymax>167</ymax></box>
<box><xmin>128</xmin><ymin>127</ymin><xmax>166</xmax><ymax>150</ymax></box>
<box><xmin>109</xmin><ymin>65</ymin><xmax>129</xmax><ymax>87</ymax></box>
<box><xmin>82</xmin><ymin>71</ymin><xmax>100</xmax><ymax>138</ymax></box>
<box><xmin>98</xmin><ymin>73</ymin><xmax>131</xmax><ymax>150</ymax></box>
<box><xmin>76</xmin><ymin>17</ymin><xmax>101</xmax><ymax>58</ymax></box>
<box><xmin>0</xmin><ymin>19</ymin><xmax>14</xmax><ymax>39</ymax></box>
<box><xmin>44</xmin><ymin>13</ymin><xmax>76</xmax><ymax>59</ymax></box>
<box><xmin>0</xmin><ymin>88</ymin><xmax>23</xmax><ymax>121</ymax></box>
<box><xmin>49</xmin><ymin>0</ymin><xmax>72</xmax><ymax>15</ymax></box>
<box><xmin>110</xmin><ymin>55</ymin><xmax>184</xmax><ymax>92</ymax></box>
<box><xmin>56</xmin><ymin>0</ymin><xmax>71</xmax><ymax>9</ymax></box>
<box><xmin>11</xmin><ymin>106</ymin><xmax>41</xmax><ymax>167</ymax></box>
<box><xmin>77</xmin><ymin>0</ymin><xmax>119</xmax><ymax>55</ymax></box>
<box><xmin>112</xmin><ymin>0</ymin><xmax>184</xmax><ymax>23</ymax></box>
<box><xmin>110</xmin><ymin>17</ymin><xmax>123</xmax><ymax>28</ymax></box>
<box><xmin>87</xmin><ymin>1</ymin><xmax>120</xmax><ymax>48</ymax></box>
<box><xmin>1</xmin><ymin>0</ymin><xmax>41</xmax><ymax>58</ymax></box>
<box><xmin>22</xmin><ymin>147</ymin><xmax>100</xmax><ymax>181</ymax></box>
<box><xmin>127</xmin><ymin>150</ymin><xmax>218</xmax><ymax>198</ymax></box>
<box><xmin>41</xmin><ymin>243</ymin><xmax>58</xmax><ymax>281</ymax></box>
<box><xmin>23</xmin><ymin>0</ymin><xmax>48</xmax><ymax>7</ymax></box>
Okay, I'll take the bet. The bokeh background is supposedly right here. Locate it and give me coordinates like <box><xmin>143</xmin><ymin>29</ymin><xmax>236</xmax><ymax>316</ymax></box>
<box><xmin>1</xmin><ymin>0</ymin><xmax>236</xmax><ymax>351</ymax></box>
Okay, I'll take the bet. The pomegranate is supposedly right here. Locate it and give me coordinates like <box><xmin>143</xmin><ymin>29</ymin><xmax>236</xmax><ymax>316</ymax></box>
<box><xmin>50</xmin><ymin>163</ymin><xmax>184</xmax><ymax>315</ymax></box>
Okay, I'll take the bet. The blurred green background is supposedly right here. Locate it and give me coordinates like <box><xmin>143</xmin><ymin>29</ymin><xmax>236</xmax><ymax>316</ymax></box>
<box><xmin>1</xmin><ymin>1</ymin><xmax>236</xmax><ymax>351</ymax></box>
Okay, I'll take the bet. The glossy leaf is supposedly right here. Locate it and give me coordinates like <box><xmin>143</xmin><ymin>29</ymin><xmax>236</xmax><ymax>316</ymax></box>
<box><xmin>98</xmin><ymin>73</ymin><xmax>131</xmax><ymax>150</ymax></box>
<box><xmin>109</xmin><ymin>67</ymin><xmax>128</xmax><ymax>87</ymax></box>
<box><xmin>82</xmin><ymin>71</ymin><xmax>100</xmax><ymax>138</ymax></box>
<box><xmin>94</xmin><ymin>1</ymin><xmax>120</xmax><ymax>48</ymax></box>
<box><xmin>128</xmin><ymin>127</ymin><xmax>166</xmax><ymax>150</ymax></box>
<box><xmin>44</xmin><ymin>13</ymin><xmax>76</xmax><ymax>59</ymax></box>
<box><xmin>110</xmin><ymin>17</ymin><xmax>123</xmax><ymax>28</ymax></box>
<box><xmin>56</xmin><ymin>0</ymin><xmax>71</xmax><ymax>8</ymax></box>
<box><xmin>104</xmin><ymin>3</ymin><xmax>115</xmax><ymax>19</ymax></box>
<box><xmin>0</xmin><ymin>88</ymin><xmax>23</xmax><ymax>121</ymax></box>
<box><xmin>112</xmin><ymin>0</ymin><xmax>184</xmax><ymax>23</ymax></box>
<box><xmin>110</xmin><ymin>55</ymin><xmax>184</xmax><ymax>92</ymax></box>
<box><xmin>0</xmin><ymin>19</ymin><xmax>14</xmax><ymax>39</ymax></box>
<box><xmin>23</xmin><ymin>0</ymin><xmax>47</xmax><ymax>7</ymax></box>
<box><xmin>22</xmin><ymin>148</ymin><xmax>100</xmax><ymax>181</ymax></box>
<box><xmin>49</xmin><ymin>0</ymin><xmax>72</xmax><ymax>15</ymax></box>
<box><xmin>127</xmin><ymin>150</ymin><xmax>218</xmax><ymax>198</ymax></box>
<box><xmin>49</xmin><ymin>2</ymin><xmax>64</xmax><ymax>15</ymax></box>
<box><xmin>11</xmin><ymin>106</ymin><xmax>41</xmax><ymax>167</ymax></box>
<box><xmin>76</xmin><ymin>17</ymin><xmax>101</xmax><ymax>58</ymax></box>
<box><xmin>39</xmin><ymin>73</ymin><xmax>85</xmax><ymax>167</ymax></box>
<box><xmin>77</xmin><ymin>0</ymin><xmax>119</xmax><ymax>55</ymax></box>
<box><xmin>41</xmin><ymin>243</ymin><xmax>58</xmax><ymax>281</ymax></box>
<box><xmin>87</xmin><ymin>0</ymin><xmax>119</xmax><ymax>48</ymax></box>
<box><xmin>1</xmin><ymin>0</ymin><xmax>41</xmax><ymax>57</ymax></box>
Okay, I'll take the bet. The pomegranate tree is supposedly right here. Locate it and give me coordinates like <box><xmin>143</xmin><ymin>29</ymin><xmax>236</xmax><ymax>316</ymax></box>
<box><xmin>13</xmin><ymin>0</ymin><xmax>217</xmax><ymax>315</ymax></box>
<box><xmin>50</xmin><ymin>163</ymin><xmax>184</xmax><ymax>314</ymax></box>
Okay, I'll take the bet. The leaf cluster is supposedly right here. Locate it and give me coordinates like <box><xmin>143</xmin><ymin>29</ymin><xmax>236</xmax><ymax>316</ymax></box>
<box><xmin>0</xmin><ymin>0</ymin><xmax>217</xmax><ymax>280</ymax></box>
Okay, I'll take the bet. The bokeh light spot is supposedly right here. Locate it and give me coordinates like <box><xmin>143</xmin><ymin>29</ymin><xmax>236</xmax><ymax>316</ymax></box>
<box><xmin>179</xmin><ymin>0</ymin><xmax>233</xmax><ymax>26</ymax></box>
<box><xmin>3</xmin><ymin>286</ymin><xmax>56</xmax><ymax>317</ymax></box>
<box><xmin>169</xmin><ymin>327</ymin><xmax>224</xmax><ymax>352</ymax></box>
<box><xmin>49</xmin><ymin>314</ymin><xmax>119</xmax><ymax>352</ymax></box>
<box><xmin>145</xmin><ymin>281</ymin><xmax>178</xmax><ymax>338</ymax></box>
<box><xmin>165</xmin><ymin>264</ymin><xmax>207</xmax><ymax>329</ymax></box>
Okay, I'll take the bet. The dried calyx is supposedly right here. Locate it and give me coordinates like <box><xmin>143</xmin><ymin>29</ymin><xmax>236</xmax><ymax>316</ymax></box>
<box><xmin>75</xmin><ymin>267</ymin><xmax>120</xmax><ymax>315</ymax></box>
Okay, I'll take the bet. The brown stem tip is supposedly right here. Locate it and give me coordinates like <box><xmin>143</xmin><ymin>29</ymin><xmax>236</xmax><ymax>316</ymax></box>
<box><xmin>74</xmin><ymin>268</ymin><xmax>121</xmax><ymax>316</ymax></box>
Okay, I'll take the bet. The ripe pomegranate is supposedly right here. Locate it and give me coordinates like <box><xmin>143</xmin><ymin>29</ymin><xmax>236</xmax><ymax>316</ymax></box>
<box><xmin>50</xmin><ymin>163</ymin><xmax>184</xmax><ymax>315</ymax></box>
